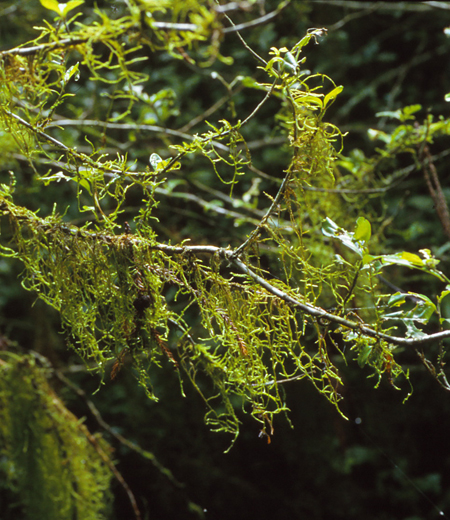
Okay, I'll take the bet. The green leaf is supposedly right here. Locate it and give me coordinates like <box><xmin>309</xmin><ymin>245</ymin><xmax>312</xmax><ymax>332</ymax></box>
<box><xmin>438</xmin><ymin>285</ymin><xmax>450</xmax><ymax>303</ymax></box>
<box><xmin>401</xmin><ymin>252</ymin><xmax>424</xmax><ymax>266</ymax></box>
<box><xmin>64</xmin><ymin>63</ymin><xmax>80</xmax><ymax>84</ymax></box>
<box><xmin>404</xmin><ymin>321</ymin><xmax>427</xmax><ymax>339</ymax></box>
<box><xmin>324</xmin><ymin>85</ymin><xmax>343</xmax><ymax>109</ymax></box>
<box><xmin>385</xmin><ymin>293</ymin><xmax>436</xmax><ymax>328</ymax></box>
<box><xmin>40</xmin><ymin>0</ymin><xmax>84</xmax><ymax>16</ymax></box>
<box><xmin>149</xmin><ymin>153</ymin><xmax>163</xmax><ymax>170</ymax></box>
<box><xmin>322</xmin><ymin>217</ymin><xmax>364</xmax><ymax>257</ymax></box>
<box><xmin>357</xmin><ymin>344</ymin><xmax>372</xmax><ymax>367</ymax></box>
<box><xmin>367</xmin><ymin>128</ymin><xmax>390</xmax><ymax>143</ymax></box>
<box><xmin>381</xmin><ymin>252</ymin><xmax>424</xmax><ymax>268</ymax></box>
<box><xmin>376</xmin><ymin>105</ymin><xmax>421</xmax><ymax>121</ymax></box>
<box><xmin>402</xmin><ymin>104</ymin><xmax>422</xmax><ymax>119</ymax></box>
<box><xmin>362</xmin><ymin>253</ymin><xmax>375</xmax><ymax>265</ymax></box>
<box><xmin>40</xmin><ymin>0</ymin><xmax>60</xmax><ymax>13</ymax></box>
<box><xmin>75</xmin><ymin>178</ymin><xmax>92</xmax><ymax>195</ymax></box>
<box><xmin>387</xmin><ymin>293</ymin><xmax>407</xmax><ymax>307</ymax></box>
<box><xmin>299</xmin><ymin>94</ymin><xmax>323</xmax><ymax>109</ymax></box>
<box><xmin>63</xmin><ymin>0</ymin><xmax>84</xmax><ymax>16</ymax></box>
<box><xmin>354</xmin><ymin>217</ymin><xmax>371</xmax><ymax>242</ymax></box>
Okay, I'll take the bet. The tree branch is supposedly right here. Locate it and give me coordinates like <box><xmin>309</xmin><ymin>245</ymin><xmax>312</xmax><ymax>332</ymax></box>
<box><xmin>0</xmin><ymin>38</ymin><xmax>87</xmax><ymax>57</ymax></box>
<box><xmin>419</xmin><ymin>141</ymin><xmax>450</xmax><ymax>241</ymax></box>
<box><xmin>222</xmin><ymin>1</ymin><xmax>291</xmax><ymax>34</ymax></box>
<box><xmin>310</xmin><ymin>1</ymin><xmax>448</xmax><ymax>11</ymax></box>
<box><xmin>46</xmin><ymin>118</ymin><xmax>230</xmax><ymax>152</ymax></box>
<box><xmin>1</xmin><ymin>193</ymin><xmax>448</xmax><ymax>349</ymax></box>
<box><xmin>227</xmin><ymin>253</ymin><xmax>450</xmax><ymax>347</ymax></box>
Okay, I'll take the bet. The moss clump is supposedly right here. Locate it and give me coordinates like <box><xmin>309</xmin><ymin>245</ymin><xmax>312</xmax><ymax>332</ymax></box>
<box><xmin>0</xmin><ymin>354</ymin><xmax>113</xmax><ymax>520</ymax></box>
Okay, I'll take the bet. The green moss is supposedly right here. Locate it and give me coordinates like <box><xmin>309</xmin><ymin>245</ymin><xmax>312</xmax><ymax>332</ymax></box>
<box><xmin>0</xmin><ymin>354</ymin><xmax>113</xmax><ymax>520</ymax></box>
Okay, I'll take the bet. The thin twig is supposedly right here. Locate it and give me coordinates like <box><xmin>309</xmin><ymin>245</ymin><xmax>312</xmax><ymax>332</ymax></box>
<box><xmin>0</xmin><ymin>38</ymin><xmax>87</xmax><ymax>57</ymax></box>
<box><xmin>240</xmin><ymin>79</ymin><xmax>277</xmax><ymax>127</ymax></box>
<box><xmin>221</xmin><ymin>8</ymin><xmax>268</xmax><ymax>65</ymax></box>
<box><xmin>177</xmin><ymin>93</ymin><xmax>231</xmax><ymax>133</ymax></box>
<box><xmin>231</xmin><ymin>169</ymin><xmax>291</xmax><ymax>257</ymax></box>
<box><xmin>54</xmin><ymin>369</ymin><xmax>183</xmax><ymax>486</ymax></box>
<box><xmin>310</xmin><ymin>0</ymin><xmax>445</xmax><ymax>11</ymax></box>
<box><xmin>47</xmin><ymin>118</ymin><xmax>230</xmax><ymax>152</ymax></box>
<box><xmin>222</xmin><ymin>2</ymin><xmax>291</xmax><ymax>34</ymax></box>
<box><xmin>327</xmin><ymin>5</ymin><xmax>376</xmax><ymax>31</ymax></box>
<box><xmin>419</xmin><ymin>141</ymin><xmax>450</xmax><ymax>240</ymax></box>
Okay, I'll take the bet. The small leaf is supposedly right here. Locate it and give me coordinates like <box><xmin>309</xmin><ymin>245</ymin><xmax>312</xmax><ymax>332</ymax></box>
<box><xmin>300</xmin><ymin>94</ymin><xmax>323</xmax><ymax>109</ymax></box>
<box><xmin>40</xmin><ymin>0</ymin><xmax>61</xmax><ymax>13</ymax></box>
<box><xmin>354</xmin><ymin>217</ymin><xmax>371</xmax><ymax>242</ymax></box>
<box><xmin>63</xmin><ymin>0</ymin><xmax>84</xmax><ymax>16</ymax></box>
<box><xmin>149</xmin><ymin>153</ymin><xmax>163</xmax><ymax>170</ymax></box>
<box><xmin>367</xmin><ymin>128</ymin><xmax>390</xmax><ymax>143</ymax></box>
<box><xmin>41</xmin><ymin>0</ymin><xmax>84</xmax><ymax>16</ymax></box>
<box><xmin>362</xmin><ymin>253</ymin><xmax>375</xmax><ymax>265</ymax></box>
<box><xmin>402</xmin><ymin>104</ymin><xmax>422</xmax><ymax>119</ymax></box>
<box><xmin>381</xmin><ymin>252</ymin><xmax>424</xmax><ymax>268</ymax></box>
<box><xmin>321</xmin><ymin>217</ymin><xmax>339</xmax><ymax>237</ymax></box>
<box><xmin>388</xmin><ymin>293</ymin><xmax>406</xmax><ymax>307</ymax></box>
<box><xmin>64</xmin><ymin>63</ymin><xmax>80</xmax><ymax>84</ymax></box>
<box><xmin>322</xmin><ymin>217</ymin><xmax>364</xmax><ymax>257</ymax></box>
<box><xmin>357</xmin><ymin>344</ymin><xmax>372</xmax><ymax>367</ymax></box>
<box><xmin>324</xmin><ymin>85</ymin><xmax>343</xmax><ymax>108</ymax></box>
<box><xmin>438</xmin><ymin>285</ymin><xmax>450</xmax><ymax>303</ymax></box>
<box><xmin>401</xmin><ymin>252</ymin><xmax>424</xmax><ymax>266</ymax></box>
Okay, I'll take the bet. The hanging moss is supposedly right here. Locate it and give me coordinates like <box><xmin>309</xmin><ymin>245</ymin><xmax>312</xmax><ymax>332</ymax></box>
<box><xmin>0</xmin><ymin>354</ymin><xmax>113</xmax><ymax>520</ymax></box>
<box><xmin>0</xmin><ymin>1</ymin><xmax>446</xmax><ymax>445</ymax></box>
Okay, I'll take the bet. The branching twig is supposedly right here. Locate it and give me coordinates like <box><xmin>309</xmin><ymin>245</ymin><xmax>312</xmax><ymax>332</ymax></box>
<box><xmin>46</xmin><ymin>118</ymin><xmax>230</xmax><ymax>152</ymax></box>
<box><xmin>419</xmin><ymin>141</ymin><xmax>450</xmax><ymax>240</ymax></box>
<box><xmin>0</xmin><ymin>37</ymin><xmax>87</xmax><ymax>57</ymax></box>
<box><xmin>222</xmin><ymin>1</ymin><xmax>291</xmax><ymax>34</ymax></box>
<box><xmin>54</xmin><ymin>369</ymin><xmax>184</xmax><ymax>486</ymax></box>
<box><xmin>231</xmin><ymin>169</ymin><xmax>292</xmax><ymax>257</ymax></box>
<box><xmin>310</xmin><ymin>0</ymin><xmax>446</xmax><ymax>11</ymax></box>
<box><xmin>227</xmin><ymin>253</ymin><xmax>450</xmax><ymax>346</ymax></box>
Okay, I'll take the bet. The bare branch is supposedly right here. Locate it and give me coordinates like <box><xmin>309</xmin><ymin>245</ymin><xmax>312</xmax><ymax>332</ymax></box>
<box><xmin>46</xmin><ymin>118</ymin><xmax>230</xmax><ymax>152</ymax></box>
<box><xmin>222</xmin><ymin>1</ymin><xmax>290</xmax><ymax>34</ymax></box>
<box><xmin>0</xmin><ymin>38</ymin><xmax>87</xmax><ymax>57</ymax></box>
<box><xmin>54</xmin><ymin>369</ymin><xmax>183</xmax><ymax>486</ymax></box>
<box><xmin>310</xmin><ymin>0</ymin><xmax>446</xmax><ymax>11</ymax></box>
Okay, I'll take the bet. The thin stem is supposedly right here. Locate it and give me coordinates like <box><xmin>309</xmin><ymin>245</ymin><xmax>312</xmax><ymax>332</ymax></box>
<box><xmin>222</xmin><ymin>1</ymin><xmax>291</xmax><ymax>34</ymax></box>
<box><xmin>231</xmin><ymin>169</ymin><xmax>291</xmax><ymax>258</ymax></box>
<box><xmin>0</xmin><ymin>37</ymin><xmax>87</xmax><ymax>57</ymax></box>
